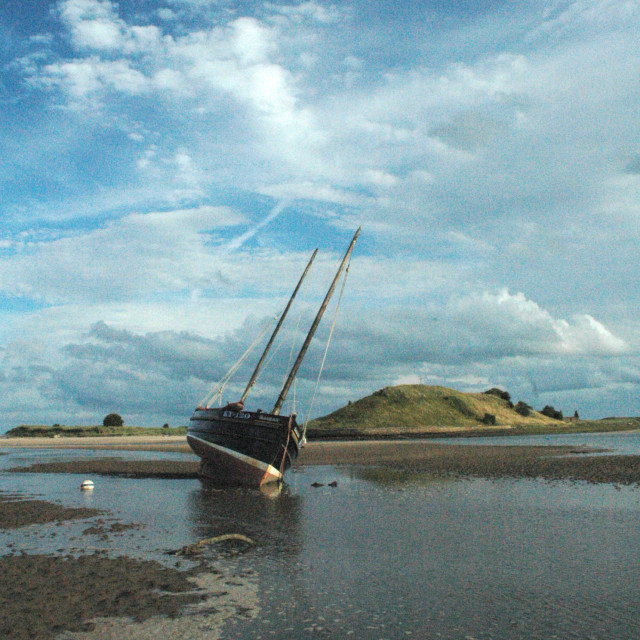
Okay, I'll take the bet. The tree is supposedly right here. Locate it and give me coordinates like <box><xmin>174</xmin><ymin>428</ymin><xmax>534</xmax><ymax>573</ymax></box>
<box><xmin>483</xmin><ymin>388</ymin><xmax>514</xmax><ymax>408</ymax></box>
<box><xmin>103</xmin><ymin>413</ymin><xmax>124</xmax><ymax>427</ymax></box>
<box><xmin>540</xmin><ymin>405</ymin><xmax>563</xmax><ymax>420</ymax></box>
<box><xmin>514</xmin><ymin>401</ymin><xmax>531</xmax><ymax>417</ymax></box>
<box><xmin>483</xmin><ymin>388</ymin><xmax>512</xmax><ymax>405</ymax></box>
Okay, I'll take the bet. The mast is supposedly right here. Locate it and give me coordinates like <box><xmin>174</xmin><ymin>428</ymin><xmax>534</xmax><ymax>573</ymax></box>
<box><xmin>272</xmin><ymin>227</ymin><xmax>361</xmax><ymax>415</ymax></box>
<box><xmin>239</xmin><ymin>249</ymin><xmax>318</xmax><ymax>404</ymax></box>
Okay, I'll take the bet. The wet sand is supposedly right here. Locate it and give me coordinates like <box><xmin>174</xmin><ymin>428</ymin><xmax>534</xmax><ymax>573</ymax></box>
<box><xmin>0</xmin><ymin>491</ymin><xmax>207</xmax><ymax>640</ymax></box>
<box><xmin>302</xmin><ymin>440</ymin><xmax>640</xmax><ymax>485</ymax></box>
<box><xmin>0</xmin><ymin>493</ymin><xmax>102</xmax><ymax>529</ymax></box>
<box><xmin>0</xmin><ymin>488</ymin><xmax>261</xmax><ymax>640</ymax></box>
<box><xmin>5</xmin><ymin>437</ymin><xmax>640</xmax><ymax>486</ymax></box>
<box><xmin>10</xmin><ymin>457</ymin><xmax>200</xmax><ymax>478</ymax></box>
<box><xmin>0</xmin><ymin>552</ymin><xmax>206</xmax><ymax>640</ymax></box>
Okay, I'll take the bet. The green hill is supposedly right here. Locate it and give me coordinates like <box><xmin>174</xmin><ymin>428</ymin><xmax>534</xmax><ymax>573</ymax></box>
<box><xmin>307</xmin><ymin>385</ymin><xmax>559</xmax><ymax>438</ymax></box>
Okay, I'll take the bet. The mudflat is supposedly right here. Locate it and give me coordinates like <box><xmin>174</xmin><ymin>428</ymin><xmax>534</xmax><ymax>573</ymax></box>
<box><xmin>4</xmin><ymin>436</ymin><xmax>640</xmax><ymax>485</ymax></box>
<box><xmin>0</xmin><ymin>551</ymin><xmax>205</xmax><ymax>640</ymax></box>
<box><xmin>0</xmin><ymin>491</ymin><xmax>212</xmax><ymax>640</ymax></box>
<box><xmin>0</xmin><ymin>494</ymin><xmax>102</xmax><ymax>529</ymax></box>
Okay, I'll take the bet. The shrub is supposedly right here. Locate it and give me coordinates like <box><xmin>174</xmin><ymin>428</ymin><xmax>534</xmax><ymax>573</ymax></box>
<box><xmin>481</xmin><ymin>413</ymin><xmax>496</xmax><ymax>425</ymax></box>
<box><xmin>483</xmin><ymin>388</ymin><xmax>513</xmax><ymax>407</ymax></box>
<box><xmin>103</xmin><ymin>413</ymin><xmax>124</xmax><ymax>427</ymax></box>
<box><xmin>514</xmin><ymin>401</ymin><xmax>531</xmax><ymax>417</ymax></box>
<box><xmin>540</xmin><ymin>405</ymin><xmax>563</xmax><ymax>420</ymax></box>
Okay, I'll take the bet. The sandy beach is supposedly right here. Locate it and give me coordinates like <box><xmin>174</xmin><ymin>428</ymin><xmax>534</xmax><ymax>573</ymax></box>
<box><xmin>0</xmin><ymin>435</ymin><xmax>191</xmax><ymax>452</ymax></box>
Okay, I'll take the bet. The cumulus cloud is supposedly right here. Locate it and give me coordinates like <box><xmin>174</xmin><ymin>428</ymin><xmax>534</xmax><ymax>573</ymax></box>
<box><xmin>445</xmin><ymin>290</ymin><xmax>628</xmax><ymax>357</ymax></box>
<box><xmin>58</xmin><ymin>0</ymin><xmax>125</xmax><ymax>51</ymax></box>
<box><xmin>42</xmin><ymin>58</ymin><xmax>151</xmax><ymax>104</ymax></box>
<box><xmin>330</xmin><ymin>288</ymin><xmax>628</xmax><ymax>381</ymax></box>
<box><xmin>0</xmin><ymin>312</ymin><xmax>331</xmax><ymax>427</ymax></box>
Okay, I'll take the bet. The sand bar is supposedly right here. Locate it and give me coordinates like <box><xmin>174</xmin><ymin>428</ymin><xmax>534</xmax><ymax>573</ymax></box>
<box><xmin>3</xmin><ymin>435</ymin><xmax>640</xmax><ymax>485</ymax></box>
<box><xmin>0</xmin><ymin>435</ymin><xmax>191</xmax><ymax>452</ymax></box>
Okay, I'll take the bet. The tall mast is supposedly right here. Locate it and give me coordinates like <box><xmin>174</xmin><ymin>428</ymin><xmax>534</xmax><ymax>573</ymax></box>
<box><xmin>272</xmin><ymin>227</ymin><xmax>360</xmax><ymax>415</ymax></box>
<box><xmin>239</xmin><ymin>249</ymin><xmax>318</xmax><ymax>404</ymax></box>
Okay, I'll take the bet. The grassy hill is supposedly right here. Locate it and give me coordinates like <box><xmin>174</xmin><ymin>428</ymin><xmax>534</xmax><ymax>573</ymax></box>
<box><xmin>306</xmin><ymin>385</ymin><xmax>564</xmax><ymax>439</ymax></box>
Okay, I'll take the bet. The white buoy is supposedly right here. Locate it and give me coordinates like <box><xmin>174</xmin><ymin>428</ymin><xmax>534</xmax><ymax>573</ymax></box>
<box><xmin>80</xmin><ymin>479</ymin><xmax>94</xmax><ymax>491</ymax></box>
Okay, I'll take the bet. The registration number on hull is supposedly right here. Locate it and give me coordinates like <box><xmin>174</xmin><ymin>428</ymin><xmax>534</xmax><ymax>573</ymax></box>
<box><xmin>222</xmin><ymin>410</ymin><xmax>252</xmax><ymax>419</ymax></box>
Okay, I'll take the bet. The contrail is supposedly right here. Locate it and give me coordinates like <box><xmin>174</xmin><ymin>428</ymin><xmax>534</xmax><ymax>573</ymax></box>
<box><xmin>227</xmin><ymin>201</ymin><xmax>288</xmax><ymax>250</ymax></box>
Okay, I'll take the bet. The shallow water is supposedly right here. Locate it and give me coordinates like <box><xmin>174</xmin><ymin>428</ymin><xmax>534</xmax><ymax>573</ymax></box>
<box><xmin>2</xmin><ymin>437</ymin><xmax>640</xmax><ymax>639</ymax></box>
<box><xmin>429</xmin><ymin>429</ymin><xmax>640</xmax><ymax>455</ymax></box>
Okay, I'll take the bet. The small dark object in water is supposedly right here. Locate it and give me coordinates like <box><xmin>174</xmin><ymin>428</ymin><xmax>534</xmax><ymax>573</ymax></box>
<box><xmin>311</xmin><ymin>482</ymin><xmax>324</xmax><ymax>487</ymax></box>
<box><xmin>328</xmin><ymin>481</ymin><xmax>338</xmax><ymax>487</ymax></box>
<box><xmin>174</xmin><ymin>534</ymin><xmax>254</xmax><ymax>556</ymax></box>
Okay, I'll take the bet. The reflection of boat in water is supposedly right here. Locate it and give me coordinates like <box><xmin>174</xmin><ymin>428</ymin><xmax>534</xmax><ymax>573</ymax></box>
<box><xmin>187</xmin><ymin>229</ymin><xmax>360</xmax><ymax>487</ymax></box>
<box><xmin>187</xmin><ymin>482</ymin><xmax>303</xmax><ymax>557</ymax></box>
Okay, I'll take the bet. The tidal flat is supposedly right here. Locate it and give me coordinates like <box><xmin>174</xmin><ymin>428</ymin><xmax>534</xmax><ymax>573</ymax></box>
<box><xmin>2</xmin><ymin>433</ymin><xmax>640</xmax><ymax>639</ymax></box>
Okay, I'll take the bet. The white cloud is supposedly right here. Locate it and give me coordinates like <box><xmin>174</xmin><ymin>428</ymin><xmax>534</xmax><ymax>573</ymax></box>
<box><xmin>0</xmin><ymin>206</ymin><xmax>245</xmax><ymax>303</ymax></box>
<box><xmin>72</xmin><ymin>18</ymin><xmax>122</xmax><ymax>50</ymax></box>
<box><xmin>29</xmin><ymin>4</ymin><xmax>323</xmax><ymax>167</ymax></box>
<box><xmin>258</xmin><ymin>181</ymin><xmax>371</xmax><ymax>207</ymax></box>
<box><xmin>230</xmin><ymin>17</ymin><xmax>275</xmax><ymax>64</ymax></box>
<box><xmin>534</xmin><ymin>0</ymin><xmax>639</xmax><ymax>41</ymax></box>
<box><xmin>267</xmin><ymin>2</ymin><xmax>344</xmax><ymax>25</ymax></box>
<box><xmin>59</xmin><ymin>0</ymin><xmax>124</xmax><ymax>51</ymax></box>
<box><xmin>41</xmin><ymin>57</ymin><xmax>151</xmax><ymax>105</ymax></box>
<box><xmin>450</xmin><ymin>289</ymin><xmax>629</xmax><ymax>357</ymax></box>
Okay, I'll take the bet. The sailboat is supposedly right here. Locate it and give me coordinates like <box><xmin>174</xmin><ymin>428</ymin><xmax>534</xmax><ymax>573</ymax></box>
<box><xmin>187</xmin><ymin>228</ymin><xmax>360</xmax><ymax>486</ymax></box>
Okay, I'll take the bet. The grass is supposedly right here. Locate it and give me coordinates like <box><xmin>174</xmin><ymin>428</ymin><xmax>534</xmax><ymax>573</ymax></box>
<box><xmin>4</xmin><ymin>425</ymin><xmax>188</xmax><ymax>438</ymax></box>
<box><xmin>307</xmin><ymin>384</ymin><xmax>640</xmax><ymax>439</ymax></box>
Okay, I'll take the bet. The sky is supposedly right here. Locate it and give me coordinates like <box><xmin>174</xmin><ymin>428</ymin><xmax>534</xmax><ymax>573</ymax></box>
<box><xmin>1</xmin><ymin>0</ymin><xmax>639</xmax><ymax>430</ymax></box>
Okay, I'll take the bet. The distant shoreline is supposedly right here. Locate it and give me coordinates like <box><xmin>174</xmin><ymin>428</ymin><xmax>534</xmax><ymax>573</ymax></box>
<box><xmin>0</xmin><ymin>435</ymin><xmax>191</xmax><ymax>451</ymax></box>
<box><xmin>3</xmin><ymin>416</ymin><xmax>640</xmax><ymax>450</ymax></box>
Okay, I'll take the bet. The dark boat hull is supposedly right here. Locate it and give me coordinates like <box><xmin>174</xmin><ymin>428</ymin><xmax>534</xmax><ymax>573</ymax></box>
<box><xmin>187</xmin><ymin>407</ymin><xmax>301</xmax><ymax>486</ymax></box>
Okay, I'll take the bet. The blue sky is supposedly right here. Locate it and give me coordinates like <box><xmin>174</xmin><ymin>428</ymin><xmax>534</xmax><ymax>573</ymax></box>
<box><xmin>1</xmin><ymin>0</ymin><xmax>639</xmax><ymax>429</ymax></box>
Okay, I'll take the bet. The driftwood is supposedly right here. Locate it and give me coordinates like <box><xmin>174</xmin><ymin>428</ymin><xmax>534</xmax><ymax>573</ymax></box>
<box><xmin>175</xmin><ymin>533</ymin><xmax>254</xmax><ymax>556</ymax></box>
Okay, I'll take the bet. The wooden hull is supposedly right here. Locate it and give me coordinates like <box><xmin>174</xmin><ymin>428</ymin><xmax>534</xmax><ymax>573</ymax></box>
<box><xmin>187</xmin><ymin>407</ymin><xmax>300</xmax><ymax>486</ymax></box>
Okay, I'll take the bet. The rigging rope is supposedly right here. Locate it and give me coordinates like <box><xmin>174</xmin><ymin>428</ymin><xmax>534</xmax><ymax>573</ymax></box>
<box><xmin>252</xmin><ymin>304</ymin><xmax>305</xmax><ymax>390</ymax></box>
<box><xmin>278</xmin><ymin>306</ymin><xmax>306</xmax><ymax>407</ymax></box>
<box><xmin>198</xmin><ymin>316</ymin><xmax>278</xmax><ymax>408</ymax></box>
<box><xmin>301</xmin><ymin>256</ymin><xmax>352</xmax><ymax>443</ymax></box>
